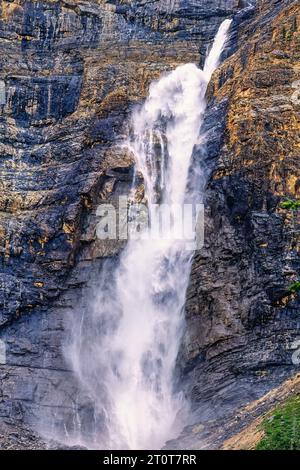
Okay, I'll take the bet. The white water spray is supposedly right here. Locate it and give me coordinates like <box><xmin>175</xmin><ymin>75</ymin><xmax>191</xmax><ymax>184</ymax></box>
<box><xmin>66</xmin><ymin>19</ymin><xmax>232</xmax><ymax>450</ymax></box>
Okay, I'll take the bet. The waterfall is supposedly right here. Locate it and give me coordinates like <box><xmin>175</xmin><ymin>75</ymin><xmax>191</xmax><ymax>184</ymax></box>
<box><xmin>65</xmin><ymin>19</ymin><xmax>232</xmax><ymax>450</ymax></box>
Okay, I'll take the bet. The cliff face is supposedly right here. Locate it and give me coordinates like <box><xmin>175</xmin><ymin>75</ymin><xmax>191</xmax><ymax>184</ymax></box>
<box><xmin>176</xmin><ymin>0</ymin><xmax>300</xmax><ymax>449</ymax></box>
<box><xmin>0</xmin><ymin>0</ymin><xmax>241</xmax><ymax>325</ymax></box>
<box><xmin>0</xmin><ymin>0</ymin><xmax>299</xmax><ymax>450</ymax></box>
<box><xmin>0</xmin><ymin>0</ymin><xmax>242</xmax><ymax>448</ymax></box>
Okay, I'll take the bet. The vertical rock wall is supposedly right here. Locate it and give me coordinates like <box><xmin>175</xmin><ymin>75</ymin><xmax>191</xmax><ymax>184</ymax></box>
<box><xmin>176</xmin><ymin>0</ymin><xmax>300</xmax><ymax>449</ymax></box>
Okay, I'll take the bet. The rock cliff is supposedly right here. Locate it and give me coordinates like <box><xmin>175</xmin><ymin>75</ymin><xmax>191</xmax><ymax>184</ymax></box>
<box><xmin>176</xmin><ymin>0</ymin><xmax>300</xmax><ymax>449</ymax></box>
<box><xmin>0</xmin><ymin>0</ymin><xmax>299</xmax><ymax>450</ymax></box>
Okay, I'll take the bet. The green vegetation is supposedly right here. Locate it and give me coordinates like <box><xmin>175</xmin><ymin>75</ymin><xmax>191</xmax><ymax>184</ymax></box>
<box><xmin>280</xmin><ymin>199</ymin><xmax>300</xmax><ymax>211</ymax></box>
<box><xmin>256</xmin><ymin>395</ymin><xmax>300</xmax><ymax>450</ymax></box>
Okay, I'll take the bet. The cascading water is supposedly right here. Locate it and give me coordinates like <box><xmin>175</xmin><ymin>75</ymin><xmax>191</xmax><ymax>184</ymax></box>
<box><xmin>65</xmin><ymin>19</ymin><xmax>232</xmax><ymax>450</ymax></box>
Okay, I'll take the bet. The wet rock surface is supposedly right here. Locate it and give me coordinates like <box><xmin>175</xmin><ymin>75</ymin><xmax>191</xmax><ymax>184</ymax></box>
<box><xmin>175</xmin><ymin>0</ymin><xmax>300</xmax><ymax>449</ymax></box>
<box><xmin>0</xmin><ymin>0</ymin><xmax>242</xmax><ymax>446</ymax></box>
<box><xmin>0</xmin><ymin>0</ymin><xmax>239</xmax><ymax>326</ymax></box>
<box><xmin>0</xmin><ymin>0</ymin><xmax>299</xmax><ymax>449</ymax></box>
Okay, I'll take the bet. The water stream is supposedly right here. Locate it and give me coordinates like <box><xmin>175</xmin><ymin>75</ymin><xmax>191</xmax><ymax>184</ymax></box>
<box><xmin>66</xmin><ymin>18</ymin><xmax>232</xmax><ymax>450</ymax></box>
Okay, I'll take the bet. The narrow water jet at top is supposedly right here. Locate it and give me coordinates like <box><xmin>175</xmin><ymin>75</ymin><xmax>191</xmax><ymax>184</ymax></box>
<box><xmin>64</xmin><ymin>18</ymin><xmax>232</xmax><ymax>450</ymax></box>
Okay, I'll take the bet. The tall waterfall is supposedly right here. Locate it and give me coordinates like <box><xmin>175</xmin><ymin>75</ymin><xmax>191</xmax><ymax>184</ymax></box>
<box><xmin>65</xmin><ymin>19</ymin><xmax>232</xmax><ymax>450</ymax></box>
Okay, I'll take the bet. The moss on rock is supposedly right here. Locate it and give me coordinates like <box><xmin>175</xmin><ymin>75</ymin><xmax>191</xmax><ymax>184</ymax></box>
<box><xmin>256</xmin><ymin>395</ymin><xmax>300</xmax><ymax>450</ymax></box>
